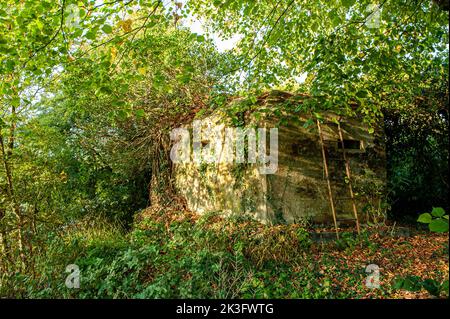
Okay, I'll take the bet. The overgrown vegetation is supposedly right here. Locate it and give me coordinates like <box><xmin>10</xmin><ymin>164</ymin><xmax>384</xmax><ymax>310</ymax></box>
<box><xmin>2</xmin><ymin>208</ymin><xmax>448</xmax><ymax>298</ymax></box>
<box><xmin>392</xmin><ymin>207</ymin><xmax>449</xmax><ymax>298</ymax></box>
<box><xmin>0</xmin><ymin>0</ymin><xmax>448</xmax><ymax>299</ymax></box>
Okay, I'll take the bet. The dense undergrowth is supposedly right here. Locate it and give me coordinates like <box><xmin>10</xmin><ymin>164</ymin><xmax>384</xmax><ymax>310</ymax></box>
<box><xmin>1</xmin><ymin>207</ymin><xmax>447</xmax><ymax>299</ymax></box>
<box><xmin>0</xmin><ymin>0</ymin><xmax>448</xmax><ymax>301</ymax></box>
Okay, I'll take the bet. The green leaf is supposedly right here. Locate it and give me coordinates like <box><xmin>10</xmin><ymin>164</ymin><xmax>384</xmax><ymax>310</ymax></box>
<box><xmin>417</xmin><ymin>213</ymin><xmax>432</xmax><ymax>224</ymax></box>
<box><xmin>429</xmin><ymin>219</ymin><xmax>449</xmax><ymax>233</ymax></box>
<box><xmin>11</xmin><ymin>98</ymin><xmax>20</xmax><ymax>107</ymax></box>
<box><xmin>431</xmin><ymin>207</ymin><xmax>445</xmax><ymax>217</ymax></box>
<box><xmin>356</xmin><ymin>90</ymin><xmax>368</xmax><ymax>98</ymax></box>
<box><xmin>303</xmin><ymin>118</ymin><xmax>314</xmax><ymax>128</ymax></box>
<box><xmin>422</xmin><ymin>279</ymin><xmax>440</xmax><ymax>297</ymax></box>
<box><xmin>116</xmin><ymin>109</ymin><xmax>129</xmax><ymax>121</ymax></box>
<box><xmin>392</xmin><ymin>277</ymin><xmax>404</xmax><ymax>290</ymax></box>
<box><xmin>134</xmin><ymin>109</ymin><xmax>145</xmax><ymax>118</ymax></box>
<box><xmin>313</xmin><ymin>112</ymin><xmax>323</xmax><ymax>120</ymax></box>
<box><xmin>441</xmin><ymin>280</ymin><xmax>449</xmax><ymax>296</ymax></box>
<box><xmin>402</xmin><ymin>276</ymin><xmax>422</xmax><ymax>292</ymax></box>
<box><xmin>102</xmin><ymin>25</ymin><xmax>113</xmax><ymax>34</ymax></box>
<box><xmin>196</xmin><ymin>34</ymin><xmax>205</xmax><ymax>42</ymax></box>
<box><xmin>73</xmin><ymin>28</ymin><xmax>83</xmax><ymax>38</ymax></box>
<box><xmin>341</xmin><ymin>0</ymin><xmax>356</xmax><ymax>8</ymax></box>
<box><xmin>85</xmin><ymin>31</ymin><xmax>97</xmax><ymax>40</ymax></box>
<box><xmin>331</xmin><ymin>15</ymin><xmax>341</xmax><ymax>27</ymax></box>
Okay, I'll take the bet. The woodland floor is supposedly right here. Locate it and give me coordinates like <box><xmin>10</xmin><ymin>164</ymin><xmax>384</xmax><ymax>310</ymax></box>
<box><xmin>3</xmin><ymin>208</ymin><xmax>447</xmax><ymax>299</ymax></box>
<box><xmin>313</xmin><ymin>230</ymin><xmax>449</xmax><ymax>298</ymax></box>
<box><xmin>137</xmin><ymin>208</ymin><xmax>449</xmax><ymax>299</ymax></box>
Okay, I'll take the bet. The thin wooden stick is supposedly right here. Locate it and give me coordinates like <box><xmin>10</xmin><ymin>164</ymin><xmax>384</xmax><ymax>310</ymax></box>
<box><xmin>337</xmin><ymin>121</ymin><xmax>361</xmax><ymax>235</ymax></box>
<box><xmin>317</xmin><ymin>120</ymin><xmax>339</xmax><ymax>239</ymax></box>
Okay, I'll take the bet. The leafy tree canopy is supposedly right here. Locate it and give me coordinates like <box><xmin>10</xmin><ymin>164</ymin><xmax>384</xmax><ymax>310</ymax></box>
<box><xmin>189</xmin><ymin>0</ymin><xmax>448</xmax><ymax>122</ymax></box>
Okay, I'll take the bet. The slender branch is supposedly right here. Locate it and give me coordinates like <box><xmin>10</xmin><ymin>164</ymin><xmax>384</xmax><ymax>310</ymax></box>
<box><xmin>74</xmin><ymin>1</ymin><xmax>162</xmax><ymax>62</ymax></box>
<box><xmin>245</xmin><ymin>1</ymin><xmax>282</xmax><ymax>61</ymax></box>
<box><xmin>22</xmin><ymin>0</ymin><xmax>66</xmax><ymax>69</ymax></box>
<box><xmin>112</xmin><ymin>0</ymin><xmax>163</xmax><ymax>70</ymax></box>
<box><xmin>91</xmin><ymin>0</ymin><xmax>134</xmax><ymax>11</ymax></box>
<box><xmin>224</xmin><ymin>0</ymin><xmax>296</xmax><ymax>75</ymax></box>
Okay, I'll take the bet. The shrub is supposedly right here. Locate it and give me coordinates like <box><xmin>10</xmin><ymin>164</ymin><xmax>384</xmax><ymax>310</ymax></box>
<box><xmin>417</xmin><ymin>207</ymin><xmax>449</xmax><ymax>233</ymax></box>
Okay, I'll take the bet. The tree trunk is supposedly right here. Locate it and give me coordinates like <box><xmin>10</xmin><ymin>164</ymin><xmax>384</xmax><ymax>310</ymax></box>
<box><xmin>0</xmin><ymin>116</ymin><xmax>26</xmax><ymax>271</ymax></box>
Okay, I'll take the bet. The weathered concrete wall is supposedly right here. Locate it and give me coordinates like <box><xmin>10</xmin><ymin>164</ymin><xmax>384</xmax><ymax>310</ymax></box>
<box><xmin>173</xmin><ymin>112</ymin><xmax>270</xmax><ymax>222</ymax></box>
<box><xmin>265</xmin><ymin>112</ymin><xmax>386</xmax><ymax>224</ymax></box>
<box><xmin>173</xmin><ymin>93</ymin><xmax>386</xmax><ymax>225</ymax></box>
